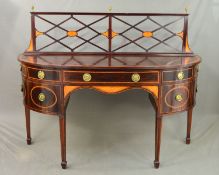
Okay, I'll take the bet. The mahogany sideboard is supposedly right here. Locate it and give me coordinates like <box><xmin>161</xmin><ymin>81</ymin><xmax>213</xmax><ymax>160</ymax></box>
<box><xmin>18</xmin><ymin>12</ymin><xmax>201</xmax><ymax>169</ymax></box>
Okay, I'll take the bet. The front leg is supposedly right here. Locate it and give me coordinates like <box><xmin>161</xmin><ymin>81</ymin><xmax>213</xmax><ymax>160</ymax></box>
<box><xmin>25</xmin><ymin>106</ymin><xmax>32</xmax><ymax>145</ymax></box>
<box><xmin>186</xmin><ymin>108</ymin><xmax>193</xmax><ymax>144</ymax></box>
<box><xmin>154</xmin><ymin>111</ymin><xmax>162</xmax><ymax>168</ymax></box>
<box><xmin>59</xmin><ymin>113</ymin><xmax>67</xmax><ymax>169</ymax></box>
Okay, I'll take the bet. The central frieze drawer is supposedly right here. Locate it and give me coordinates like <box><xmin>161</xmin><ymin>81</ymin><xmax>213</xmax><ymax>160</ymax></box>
<box><xmin>63</xmin><ymin>71</ymin><xmax>159</xmax><ymax>83</ymax></box>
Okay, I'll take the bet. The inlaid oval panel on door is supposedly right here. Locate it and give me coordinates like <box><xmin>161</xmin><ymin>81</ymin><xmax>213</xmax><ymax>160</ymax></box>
<box><xmin>26</xmin><ymin>81</ymin><xmax>61</xmax><ymax>115</ymax></box>
<box><xmin>161</xmin><ymin>82</ymin><xmax>194</xmax><ymax>114</ymax></box>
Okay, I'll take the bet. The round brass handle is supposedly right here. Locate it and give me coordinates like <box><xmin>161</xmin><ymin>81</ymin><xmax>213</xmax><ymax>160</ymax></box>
<box><xmin>131</xmin><ymin>73</ymin><xmax>140</xmax><ymax>82</ymax></box>
<box><xmin>38</xmin><ymin>93</ymin><xmax>46</xmax><ymax>102</ymax></box>
<box><xmin>38</xmin><ymin>70</ymin><xmax>45</xmax><ymax>79</ymax></box>
<box><xmin>175</xmin><ymin>94</ymin><xmax>183</xmax><ymax>102</ymax></box>
<box><xmin>83</xmin><ymin>73</ymin><xmax>92</xmax><ymax>82</ymax></box>
<box><xmin>177</xmin><ymin>71</ymin><xmax>184</xmax><ymax>80</ymax></box>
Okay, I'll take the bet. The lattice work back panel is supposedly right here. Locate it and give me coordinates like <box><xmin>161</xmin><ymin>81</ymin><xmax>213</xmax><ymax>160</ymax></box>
<box><xmin>27</xmin><ymin>13</ymin><xmax>191</xmax><ymax>53</ymax></box>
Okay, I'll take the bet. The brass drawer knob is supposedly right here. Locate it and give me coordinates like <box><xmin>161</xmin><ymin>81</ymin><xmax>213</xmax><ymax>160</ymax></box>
<box><xmin>83</xmin><ymin>73</ymin><xmax>92</xmax><ymax>82</ymax></box>
<box><xmin>38</xmin><ymin>93</ymin><xmax>46</xmax><ymax>102</ymax></box>
<box><xmin>177</xmin><ymin>71</ymin><xmax>184</xmax><ymax>80</ymax></box>
<box><xmin>175</xmin><ymin>94</ymin><xmax>183</xmax><ymax>102</ymax></box>
<box><xmin>21</xmin><ymin>84</ymin><xmax>24</xmax><ymax>92</ymax></box>
<box><xmin>38</xmin><ymin>70</ymin><xmax>45</xmax><ymax>79</ymax></box>
<box><xmin>131</xmin><ymin>73</ymin><xmax>140</xmax><ymax>82</ymax></box>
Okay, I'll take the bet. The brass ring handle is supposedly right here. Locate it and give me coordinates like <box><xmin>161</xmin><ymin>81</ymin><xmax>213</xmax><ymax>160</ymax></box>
<box><xmin>131</xmin><ymin>73</ymin><xmax>140</xmax><ymax>82</ymax></box>
<box><xmin>38</xmin><ymin>93</ymin><xmax>46</xmax><ymax>102</ymax></box>
<box><xmin>175</xmin><ymin>94</ymin><xmax>183</xmax><ymax>102</ymax></box>
<box><xmin>38</xmin><ymin>70</ymin><xmax>45</xmax><ymax>79</ymax></box>
<box><xmin>83</xmin><ymin>73</ymin><xmax>92</xmax><ymax>82</ymax></box>
<box><xmin>177</xmin><ymin>71</ymin><xmax>184</xmax><ymax>80</ymax></box>
<box><xmin>21</xmin><ymin>84</ymin><xmax>24</xmax><ymax>92</ymax></box>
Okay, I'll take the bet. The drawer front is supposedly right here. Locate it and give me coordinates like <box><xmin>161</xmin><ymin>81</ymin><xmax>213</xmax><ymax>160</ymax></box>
<box><xmin>26</xmin><ymin>82</ymin><xmax>61</xmax><ymax>114</ymax></box>
<box><xmin>193</xmin><ymin>79</ymin><xmax>197</xmax><ymax>105</ymax></box>
<box><xmin>20</xmin><ymin>65</ymin><xmax>27</xmax><ymax>77</ymax></box>
<box><xmin>161</xmin><ymin>82</ymin><xmax>194</xmax><ymax>114</ymax></box>
<box><xmin>27</xmin><ymin>67</ymin><xmax>60</xmax><ymax>81</ymax></box>
<box><xmin>64</xmin><ymin>71</ymin><xmax>159</xmax><ymax>83</ymax></box>
<box><xmin>21</xmin><ymin>79</ymin><xmax>27</xmax><ymax>103</ymax></box>
<box><xmin>162</xmin><ymin>68</ymin><xmax>193</xmax><ymax>82</ymax></box>
<box><xmin>194</xmin><ymin>65</ymin><xmax>199</xmax><ymax>78</ymax></box>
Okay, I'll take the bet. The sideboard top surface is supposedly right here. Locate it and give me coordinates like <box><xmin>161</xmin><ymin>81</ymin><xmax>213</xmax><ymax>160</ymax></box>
<box><xmin>18</xmin><ymin>54</ymin><xmax>200</xmax><ymax>70</ymax></box>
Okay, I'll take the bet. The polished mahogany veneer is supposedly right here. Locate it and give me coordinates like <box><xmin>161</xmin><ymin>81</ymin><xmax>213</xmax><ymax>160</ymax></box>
<box><xmin>18</xmin><ymin>12</ymin><xmax>201</xmax><ymax>169</ymax></box>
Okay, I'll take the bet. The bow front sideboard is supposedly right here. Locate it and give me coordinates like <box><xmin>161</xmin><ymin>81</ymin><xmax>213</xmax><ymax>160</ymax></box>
<box><xmin>18</xmin><ymin>12</ymin><xmax>201</xmax><ymax>169</ymax></box>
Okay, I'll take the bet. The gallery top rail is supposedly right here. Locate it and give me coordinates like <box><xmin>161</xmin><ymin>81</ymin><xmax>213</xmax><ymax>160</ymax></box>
<box><xmin>31</xmin><ymin>12</ymin><xmax>189</xmax><ymax>16</ymax></box>
<box><xmin>26</xmin><ymin>12</ymin><xmax>191</xmax><ymax>54</ymax></box>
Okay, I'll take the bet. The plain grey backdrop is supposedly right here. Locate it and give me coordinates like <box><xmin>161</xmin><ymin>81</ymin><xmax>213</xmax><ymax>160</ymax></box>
<box><xmin>0</xmin><ymin>0</ymin><xmax>219</xmax><ymax>175</ymax></box>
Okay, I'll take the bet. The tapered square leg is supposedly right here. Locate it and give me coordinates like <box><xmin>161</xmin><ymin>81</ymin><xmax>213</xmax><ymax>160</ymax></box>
<box><xmin>59</xmin><ymin>115</ymin><xmax>67</xmax><ymax>169</ymax></box>
<box><xmin>25</xmin><ymin>106</ymin><xmax>32</xmax><ymax>145</ymax></box>
<box><xmin>154</xmin><ymin>113</ymin><xmax>162</xmax><ymax>169</ymax></box>
<box><xmin>186</xmin><ymin>108</ymin><xmax>193</xmax><ymax>144</ymax></box>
